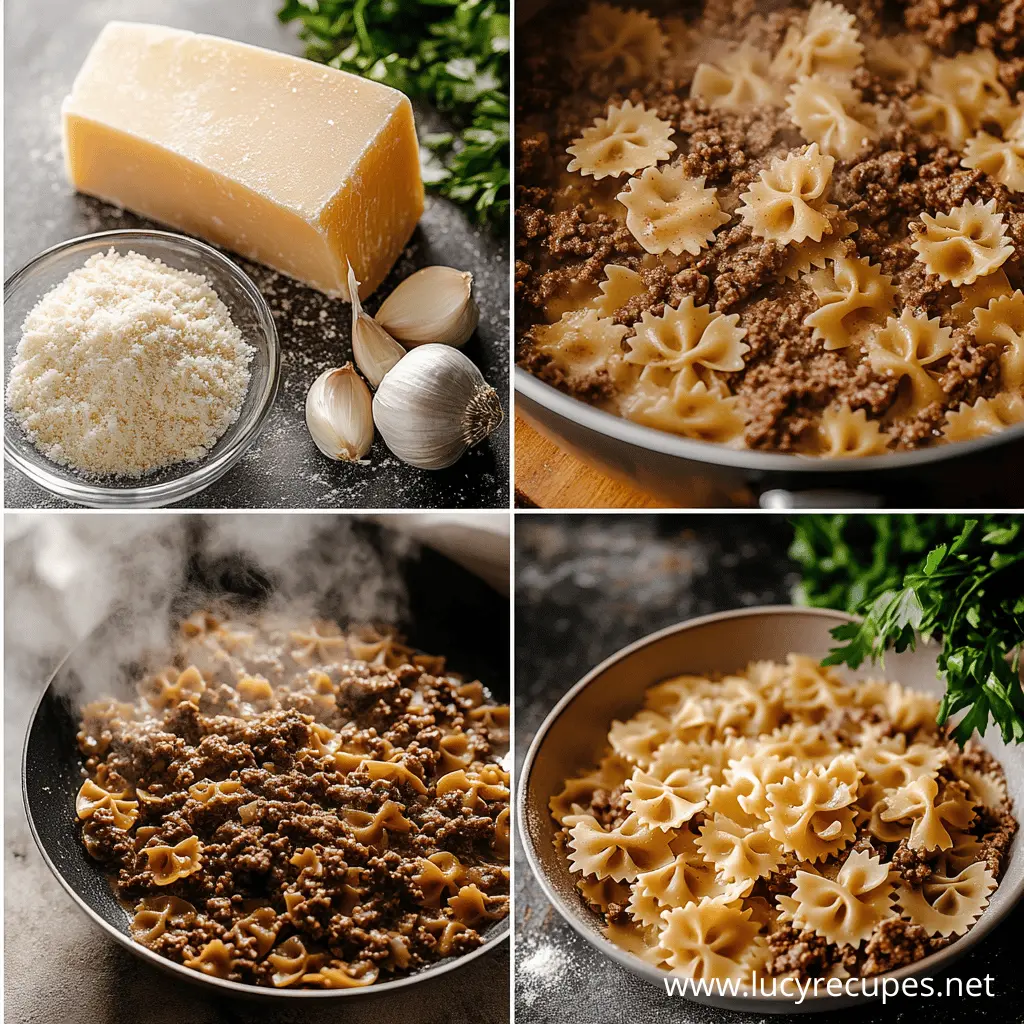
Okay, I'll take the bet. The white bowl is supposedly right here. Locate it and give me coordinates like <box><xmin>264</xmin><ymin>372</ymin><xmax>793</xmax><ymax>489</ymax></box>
<box><xmin>517</xmin><ymin>606</ymin><xmax>1023</xmax><ymax>1013</ymax></box>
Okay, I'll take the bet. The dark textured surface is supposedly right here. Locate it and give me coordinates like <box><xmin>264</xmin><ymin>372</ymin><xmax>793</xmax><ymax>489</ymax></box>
<box><xmin>3</xmin><ymin>0</ymin><xmax>509</xmax><ymax>510</ymax></box>
<box><xmin>5</xmin><ymin>515</ymin><xmax>510</xmax><ymax>1024</ymax></box>
<box><xmin>513</xmin><ymin>513</ymin><xmax>1023</xmax><ymax>1023</ymax></box>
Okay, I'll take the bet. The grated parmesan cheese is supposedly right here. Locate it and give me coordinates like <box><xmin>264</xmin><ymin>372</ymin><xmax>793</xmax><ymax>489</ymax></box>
<box><xmin>6</xmin><ymin>249</ymin><xmax>255</xmax><ymax>478</ymax></box>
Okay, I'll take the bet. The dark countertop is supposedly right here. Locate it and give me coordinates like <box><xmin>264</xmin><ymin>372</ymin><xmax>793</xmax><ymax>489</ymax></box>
<box><xmin>3</xmin><ymin>0</ymin><xmax>508</xmax><ymax>510</ymax></box>
<box><xmin>513</xmin><ymin>513</ymin><xmax>1023</xmax><ymax>1024</ymax></box>
<box><xmin>4</xmin><ymin>515</ymin><xmax>510</xmax><ymax>1024</ymax></box>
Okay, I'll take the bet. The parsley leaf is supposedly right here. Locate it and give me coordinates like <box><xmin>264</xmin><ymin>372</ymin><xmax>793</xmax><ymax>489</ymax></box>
<box><xmin>791</xmin><ymin>515</ymin><xmax>1024</xmax><ymax>746</ymax></box>
<box><xmin>278</xmin><ymin>0</ymin><xmax>510</xmax><ymax>229</ymax></box>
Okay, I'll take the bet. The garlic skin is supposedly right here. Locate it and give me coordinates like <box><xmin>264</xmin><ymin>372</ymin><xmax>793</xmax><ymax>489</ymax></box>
<box><xmin>375</xmin><ymin>266</ymin><xmax>480</xmax><ymax>348</ymax></box>
<box><xmin>372</xmin><ymin>345</ymin><xmax>503</xmax><ymax>470</ymax></box>
<box><xmin>347</xmin><ymin>263</ymin><xmax>406</xmax><ymax>387</ymax></box>
<box><xmin>305</xmin><ymin>364</ymin><xmax>374</xmax><ymax>463</ymax></box>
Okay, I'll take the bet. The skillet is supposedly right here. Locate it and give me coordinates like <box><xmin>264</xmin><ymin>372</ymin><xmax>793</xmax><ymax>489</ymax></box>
<box><xmin>22</xmin><ymin>522</ymin><xmax>510</xmax><ymax>1001</ymax></box>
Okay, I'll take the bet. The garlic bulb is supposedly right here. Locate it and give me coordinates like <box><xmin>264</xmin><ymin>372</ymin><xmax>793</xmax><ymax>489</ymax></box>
<box><xmin>375</xmin><ymin>266</ymin><xmax>480</xmax><ymax>348</ymax></box>
<box><xmin>347</xmin><ymin>264</ymin><xmax>405</xmax><ymax>387</ymax></box>
<box><xmin>305</xmin><ymin>364</ymin><xmax>374</xmax><ymax>462</ymax></box>
<box><xmin>372</xmin><ymin>345</ymin><xmax>503</xmax><ymax>470</ymax></box>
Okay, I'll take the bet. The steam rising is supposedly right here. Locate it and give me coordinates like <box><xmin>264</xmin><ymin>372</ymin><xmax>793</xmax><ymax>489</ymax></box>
<box><xmin>5</xmin><ymin>514</ymin><xmax>416</xmax><ymax>705</ymax></box>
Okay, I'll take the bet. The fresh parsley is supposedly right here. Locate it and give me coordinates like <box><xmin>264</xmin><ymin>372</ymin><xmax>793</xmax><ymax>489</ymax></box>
<box><xmin>790</xmin><ymin>515</ymin><xmax>1024</xmax><ymax>746</ymax></box>
<box><xmin>278</xmin><ymin>0</ymin><xmax>510</xmax><ymax>229</ymax></box>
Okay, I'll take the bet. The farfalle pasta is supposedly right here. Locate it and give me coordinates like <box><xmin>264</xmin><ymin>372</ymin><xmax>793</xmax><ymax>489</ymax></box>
<box><xmin>567</xmin><ymin>101</ymin><xmax>675</xmax><ymax>180</ymax></box>
<box><xmin>571</xmin><ymin>2</ymin><xmax>667</xmax><ymax>88</ymax></box>
<box><xmin>518</xmin><ymin>0</ymin><xmax>1024</xmax><ymax>458</ymax></box>
<box><xmin>617</xmin><ymin>165</ymin><xmax>730</xmax><ymax>256</ymax></box>
<box><xmin>943</xmin><ymin>392</ymin><xmax>1024</xmax><ymax>442</ymax></box>
<box><xmin>814</xmin><ymin>405</ymin><xmax>890</xmax><ymax>457</ymax></box>
<box><xmin>550</xmin><ymin>656</ymin><xmax>1016</xmax><ymax>984</ymax></box>
<box><xmin>786</xmin><ymin>77</ymin><xmax>877</xmax><ymax>160</ymax></box>
<box><xmin>911</xmin><ymin>199</ymin><xmax>1013</xmax><ymax>287</ymax></box>
<box><xmin>867</xmin><ymin>311</ymin><xmax>955</xmax><ymax>415</ymax></box>
<box><xmin>691</xmin><ymin>45</ymin><xmax>783</xmax><ymax>112</ymax></box>
<box><xmin>75</xmin><ymin>609</ymin><xmax>509</xmax><ymax>988</ymax></box>
<box><xmin>532</xmin><ymin>309</ymin><xmax>629</xmax><ymax>389</ymax></box>
<box><xmin>974</xmin><ymin>291</ymin><xmax>1024</xmax><ymax>389</ymax></box>
<box><xmin>738</xmin><ymin>144</ymin><xmax>838</xmax><ymax>246</ymax></box>
<box><xmin>804</xmin><ymin>256</ymin><xmax>896</xmax><ymax>350</ymax></box>
<box><xmin>771</xmin><ymin>1</ymin><xmax>864</xmax><ymax>83</ymax></box>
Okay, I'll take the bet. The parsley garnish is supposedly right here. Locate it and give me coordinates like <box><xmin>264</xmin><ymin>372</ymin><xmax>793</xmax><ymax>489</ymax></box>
<box><xmin>790</xmin><ymin>515</ymin><xmax>1024</xmax><ymax>746</ymax></box>
<box><xmin>278</xmin><ymin>0</ymin><xmax>510</xmax><ymax>229</ymax></box>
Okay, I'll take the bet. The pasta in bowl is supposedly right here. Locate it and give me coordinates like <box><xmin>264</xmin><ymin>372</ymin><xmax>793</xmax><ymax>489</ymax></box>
<box><xmin>517</xmin><ymin>607</ymin><xmax>1023</xmax><ymax>1010</ymax></box>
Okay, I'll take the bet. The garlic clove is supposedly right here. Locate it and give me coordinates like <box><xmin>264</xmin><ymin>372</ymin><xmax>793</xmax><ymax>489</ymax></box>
<box><xmin>372</xmin><ymin>344</ymin><xmax>503</xmax><ymax>470</ymax></box>
<box><xmin>305</xmin><ymin>363</ymin><xmax>374</xmax><ymax>463</ymax></box>
<box><xmin>347</xmin><ymin>263</ymin><xmax>406</xmax><ymax>388</ymax></box>
<box><xmin>375</xmin><ymin>266</ymin><xmax>480</xmax><ymax>348</ymax></box>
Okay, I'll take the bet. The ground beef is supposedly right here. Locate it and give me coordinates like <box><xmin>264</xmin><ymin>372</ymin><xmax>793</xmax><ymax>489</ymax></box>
<box><xmin>890</xmin><ymin>838</ymin><xmax>935</xmax><ymax>884</ymax></box>
<box><xmin>861</xmin><ymin>917</ymin><xmax>952</xmax><ymax>975</ymax></box>
<box><xmin>767</xmin><ymin>924</ymin><xmax>841</xmax><ymax>976</ymax></box>
<box><xmin>75</xmin><ymin>611</ymin><xmax>510</xmax><ymax>990</ymax></box>
<box><xmin>516</xmin><ymin>0</ymin><xmax>1024</xmax><ymax>453</ymax></box>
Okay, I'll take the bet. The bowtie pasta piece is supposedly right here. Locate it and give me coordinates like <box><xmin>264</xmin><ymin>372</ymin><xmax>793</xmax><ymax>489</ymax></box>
<box><xmin>880</xmin><ymin>774</ymin><xmax>975</xmax><ymax>851</ymax></box>
<box><xmin>897</xmin><ymin>862</ymin><xmax>996</xmax><ymax>936</ymax></box>
<box><xmin>786</xmin><ymin>76</ymin><xmax>877</xmax><ymax>160</ymax></box>
<box><xmin>592</xmin><ymin>265</ymin><xmax>646</xmax><ymax>318</ymax></box>
<box><xmin>766</xmin><ymin>754</ymin><xmax>862</xmax><ymax>862</ymax></box>
<box><xmin>532</xmin><ymin>309</ymin><xmax>629</xmax><ymax>389</ymax></box>
<box><xmin>911</xmin><ymin>199</ymin><xmax>1013</xmax><ymax>287</ymax></box>
<box><xmin>739</xmin><ymin>144</ymin><xmax>838</xmax><ymax>246</ymax></box>
<box><xmin>625</xmin><ymin>767</ymin><xmax>710</xmax><ymax>830</ymax></box>
<box><xmin>696</xmin><ymin>814</ymin><xmax>784</xmax><ymax>883</ymax></box>
<box><xmin>144</xmin><ymin>835</ymin><xmax>204</xmax><ymax>885</ymax></box>
<box><xmin>950</xmin><ymin>268</ymin><xmax>1013</xmax><ymax>325</ymax></box>
<box><xmin>567</xmin><ymin>101</ymin><xmax>676</xmax><ymax>180</ymax></box>
<box><xmin>617</xmin><ymin>166</ymin><xmax>731</xmax><ymax>256</ymax></box>
<box><xmin>864</xmin><ymin>35</ymin><xmax>932</xmax><ymax>87</ymax></box>
<box><xmin>908</xmin><ymin>50</ymin><xmax>1014</xmax><ymax>147</ymax></box>
<box><xmin>622</xmin><ymin>378</ymin><xmax>748</xmax><ymax>446</ymax></box>
<box><xmin>962</xmin><ymin>130</ymin><xmax>1024</xmax><ymax>191</ymax></box>
<box><xmin>76</xmin><ymin>778</ymin><xmax>139</xmax><ymax>830</ymax></box>
<box><xmin>815</xmin><ymin>405</ymin><xmax>891</xmax><ymax>457</ymax></box>
<box><xmin>855</xmin><ymin>735</ymin><xmax>946</xmax><ymax>791</ymax></box>
<box><xmin>609</xmin><ymin>709</ymin><xmax>672</xmax><ymax>765</ymax></box>
<box><xmin>868</xmin><ymin>311</ymin><xmax>955</xmax><ymax>415</ymax></box>
<box><xmin>625</xmin><ymin>297</ymin><xmax>748</xmax><ymax>392</ymax></box>
<box><xmin>185</xmin><ymin>938</ymin><xmax>235</xmax><ymax>979</ymax></box>
<box><xmin>567</xmin><ymin>812</ymin><xmax>675</xmax><ymax>882</ymax></box>
<box><xmin>974</xmin><ymin>291</ymin><xmax>1024</xmax><ymax>389</ymax></box>
<box><xmin>943</xmin><ymin>392</ymin><xmax>1024</xmax><ymax>442</ymax></box>
<box><xmin>777</xmin><ymin>849</ymin><xmax>896</xmax><ymax>946</ymax></box>
<box><xmin>804</xmin><ymin>255</ymin><xmax>896</xmax><ymax>350</ymax></box>
<box><xmin>570</xmin><ymin>3</ymin><xmax>668</xmax><ymax>88</ymax></box>
<box><xmin>657</xmin><ymin>901</ymin><xmax>764</xmax><ymax>983</ymax></box>
<box><xmin>772</xmin><ymin>1</ymin><xmax>863</xmax><ymax>83</ymax></box>
<box><xmin>708</xmin><ymin>753</ymin><xmax>796</xmax><ymax>823</ymax></box>
<box><xmin>691</xmin><ymin>44</ymin><xmax>783</xmax><ymax>112</ymax></box>
<box><xmin>131</xmin><ymin>896</ymin><xmax>197</xmax><ymax>945</ymax></box>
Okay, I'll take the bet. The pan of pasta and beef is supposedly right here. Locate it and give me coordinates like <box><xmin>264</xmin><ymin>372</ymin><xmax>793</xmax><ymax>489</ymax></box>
<box><xmin>22</xmin><ymin>527</ymin><xmax>510</xmax><ymax>999</ymax></box>
<box><xmin>514</xmin><ymin>0</ymin><xmax>1024</xmax><ymax>507</ymax></box>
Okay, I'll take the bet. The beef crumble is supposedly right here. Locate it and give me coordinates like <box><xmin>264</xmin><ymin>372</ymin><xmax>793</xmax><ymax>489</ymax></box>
<box><xmin>516</xmin><ymin>0</ymin><xmax>1024</xmax><ymax>454</ymax></box>
<box><xmin>75</xmin><ymin>612</ymin><xmax>510</xmax><ymax>989</ymax></box>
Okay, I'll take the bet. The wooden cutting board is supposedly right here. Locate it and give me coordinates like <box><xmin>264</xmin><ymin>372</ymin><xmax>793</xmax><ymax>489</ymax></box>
<box><xmin>514</xmin><ymin>416</ymin><xmax>671</xmax><ymax>508</ymax></box>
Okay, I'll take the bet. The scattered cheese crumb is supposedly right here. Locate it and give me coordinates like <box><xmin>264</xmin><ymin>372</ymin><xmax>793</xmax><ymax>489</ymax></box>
<box><xmin>6</xmin><ymin>249</ymin><xmax>255</xmax><ymax>477</ymax></box>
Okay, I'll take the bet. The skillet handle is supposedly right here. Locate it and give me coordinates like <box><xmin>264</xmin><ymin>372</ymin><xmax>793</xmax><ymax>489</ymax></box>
<box><xmin>758</xmin><ymin>489</ymin><xmax>884</xmax><ymax>510</ymax></box>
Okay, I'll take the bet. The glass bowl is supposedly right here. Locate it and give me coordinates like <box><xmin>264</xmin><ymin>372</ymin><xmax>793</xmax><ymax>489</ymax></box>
<box><xmin>4</xmin><ymin>229</ymin><xmax>280</xmax><ymax>508</ymax></box>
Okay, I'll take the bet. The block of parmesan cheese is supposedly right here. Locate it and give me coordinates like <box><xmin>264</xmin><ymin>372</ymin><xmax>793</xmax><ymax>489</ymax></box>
<box><xmin>62</xmin><ymin>22</ymin><xmax>424</xmax><ymax>299</ymax></box>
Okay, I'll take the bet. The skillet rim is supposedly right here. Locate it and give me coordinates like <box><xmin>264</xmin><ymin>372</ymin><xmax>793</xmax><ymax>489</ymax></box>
<box><xmin>515</xmin><ymin>366</ymin><xmax>1024</xmax><ymax>475</ymax></box>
